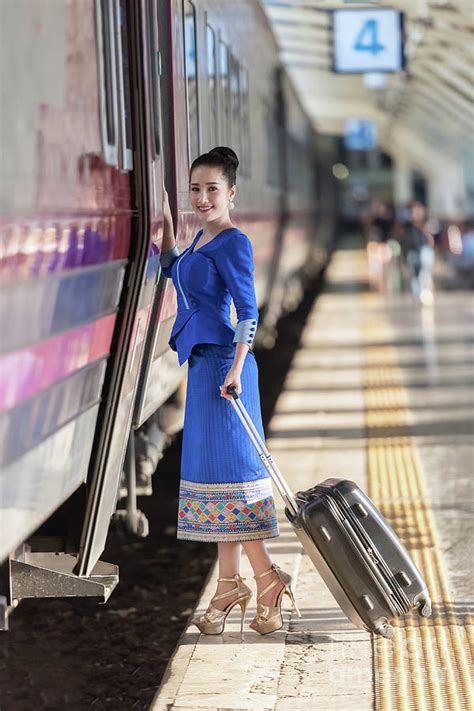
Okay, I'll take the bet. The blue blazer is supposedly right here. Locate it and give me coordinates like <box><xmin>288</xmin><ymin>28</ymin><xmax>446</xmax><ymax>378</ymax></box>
<box><xmin>160</xmin><ymin>227</ymin><xmax>259</xmax><ymax>365</ymax></box>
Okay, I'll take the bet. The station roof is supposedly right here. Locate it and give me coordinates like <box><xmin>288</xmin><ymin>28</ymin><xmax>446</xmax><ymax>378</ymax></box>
<box><xmin>261</xmin><ymin>1</ymin><xmax>473</xmax><ymax>164</ymax></box>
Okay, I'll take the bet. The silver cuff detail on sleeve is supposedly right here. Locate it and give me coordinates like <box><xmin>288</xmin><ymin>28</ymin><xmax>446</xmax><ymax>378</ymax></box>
<box><xmin>160</xmin><ymin>245</ymin><xmax>180</xmax><ymax>268</ymax></box>
<box><xmin>233</xmin><ymin>318</ymin><xmax>258</xmax><ymax>346</ymax></box>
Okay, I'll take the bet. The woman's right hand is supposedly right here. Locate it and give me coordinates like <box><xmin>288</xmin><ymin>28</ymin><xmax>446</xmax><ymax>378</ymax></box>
<box><xmin>163</xmin><ymin>188</ymin><xmax>173</xmax><ymax>226</ymax></box>
<box><xmin>162</xmin><ymin>188</ymin><xmax>176</xmax><ymax>248</ymax></box>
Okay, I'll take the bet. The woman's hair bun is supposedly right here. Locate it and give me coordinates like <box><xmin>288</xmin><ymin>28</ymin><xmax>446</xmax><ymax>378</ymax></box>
<box><xmin>189</xmin><ymin>145</ymin><xmax>239</xmax><ymax>186</ymax></box>
<box><xmin>208</xmin><ymin>146</ymin><xmax>239</xmax><ymax>169</ymax></box>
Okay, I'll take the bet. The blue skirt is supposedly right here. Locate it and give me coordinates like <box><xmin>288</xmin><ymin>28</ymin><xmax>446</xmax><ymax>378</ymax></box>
<box><xmin>177</xmin><ymin>344</ymin><xmax>279</xmax><ymax>543</ymax></box>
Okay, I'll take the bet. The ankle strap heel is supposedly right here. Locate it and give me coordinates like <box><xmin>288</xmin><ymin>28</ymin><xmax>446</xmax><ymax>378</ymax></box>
<box><xmin>285</xmin><ymin>586</ymin><xmax>302</xmax><ymax>618</ymax></box>
<box><xmin>192</xmin><ymin>574</ymin><xmax>252</xmax><ymax>636</ymax></box>
<box><xmin>253</xmin><ymin>564</ymin><xmax>277</xmax><ymax>580</ymax></box>
<box><xmin>250</xmin><ymin>563</ymin><xmax>301</xmax><ymax>635</ymax></box>
<box><xmin>254</xmin><ymin>563</ymin><xmax>291</xmax><ymax>586</ymax></box>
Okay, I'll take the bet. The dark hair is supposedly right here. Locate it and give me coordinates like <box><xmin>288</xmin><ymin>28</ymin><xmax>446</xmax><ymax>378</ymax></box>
<box><xmin>189</xmin><ymin>146</ymin><xmax>239</xmax><ymax>187</ymax></box>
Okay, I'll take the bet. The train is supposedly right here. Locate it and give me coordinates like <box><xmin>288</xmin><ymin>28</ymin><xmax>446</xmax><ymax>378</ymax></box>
<box><xmin>0</xmin><ymin>0</ymin><xmax>338</xmax><ymax>629</ymax></box>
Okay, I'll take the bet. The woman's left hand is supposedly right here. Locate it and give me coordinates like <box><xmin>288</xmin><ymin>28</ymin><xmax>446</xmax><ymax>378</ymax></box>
<box><xmin>220</xmin><ymin>368</ymin><xmax>242</xmax><ymax>401</ymax></box>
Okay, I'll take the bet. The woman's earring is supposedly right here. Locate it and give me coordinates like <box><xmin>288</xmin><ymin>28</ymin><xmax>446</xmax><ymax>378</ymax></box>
<box><xmin>229</xmin><ymin>200</ymin><xmax>235</xmax><ymax>210</ymax></box>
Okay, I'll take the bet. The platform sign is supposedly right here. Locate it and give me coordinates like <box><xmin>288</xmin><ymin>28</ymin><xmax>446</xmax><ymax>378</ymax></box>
<box><xmin>332</xmin><ymin>9</ymin><xmax>405</xmax><ymax>73</ymax></box>
<box><xmin>344</xmin><ymin>119</ymin><xmax>378</xmax><ymax>151</ymax></box>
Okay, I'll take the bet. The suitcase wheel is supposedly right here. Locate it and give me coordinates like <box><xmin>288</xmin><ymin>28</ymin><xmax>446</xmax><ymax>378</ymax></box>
<box><xmin>419</xmin><ymin>600</ymin><xmax>432</xmax><ymax>618</ymax></box>
<box><xmin>375</xmin><ymin>623</ymin><xmax>394</xmax><ymax>639</ymax></box>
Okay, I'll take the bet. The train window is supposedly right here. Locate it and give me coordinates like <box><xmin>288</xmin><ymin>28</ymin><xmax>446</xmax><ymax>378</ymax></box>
<box><xmin>219</xmin><ymin>39</ymin><xmax>230</xmax><ymax>144</ymax></box>
<box><xmin>240</xmin><ymin>66</ymin><xmax>251</xmax><ymax>177</ymax></box>
<box><xmin>183</xmin><ymin>0</ymin><xmax>199</xmax><ymax>161</ymax></box>
<box><xmin>95</xmin><ymin>0</ymin><xmax>118</xmax><ymax>166</ymax></box>
<box><xmin>116</xmin><ymin>0</ymin><xmax>133</xmax><ymax>169</ymax></box>
<box><xmin>206</xmin><ymin>23</ymin><xmax>218</xmax><ymax>150</ymax></box>
<box><xmin>229</xmin><ymin>53</ymin><xmax>241</xmax><ymax>163</ymax></box>
<box><xmin>147</xmin><ymin>0</ymin><xmax>161</xmax><ymax>157</ymax></box>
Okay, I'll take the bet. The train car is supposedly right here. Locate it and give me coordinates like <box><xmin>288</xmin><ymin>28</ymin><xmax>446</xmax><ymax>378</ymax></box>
<box><xmin>0</xmin><ymin>0</ymin><xmax>336</xmax><ymax>628</ymax></box>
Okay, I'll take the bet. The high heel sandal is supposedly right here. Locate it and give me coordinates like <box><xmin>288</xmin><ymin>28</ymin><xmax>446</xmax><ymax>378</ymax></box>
<box><xmin>191</xmin><ymin>574</ymin><xmax>252</xmax><ymax>635</ymax></box>
<box><xmin>249</xmin><ymin>563</ymin><xmax>301</xmax><ymax>635</ymax></box>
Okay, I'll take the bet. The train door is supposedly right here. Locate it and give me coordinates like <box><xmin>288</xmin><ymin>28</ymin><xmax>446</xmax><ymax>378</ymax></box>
<box><xmin>131</xmin><ymin>0</ymin><xmax>190</xmax><ymax>434</ymax></box>
<box><xmin>131</xmin><ymin>0</ymin><xmax>201</xmax><ymax>431</ymax></box>
<box><xmin>75</xmin><ymin>0</ymin><xmax>166</xmax><ymax>577</ymax></box>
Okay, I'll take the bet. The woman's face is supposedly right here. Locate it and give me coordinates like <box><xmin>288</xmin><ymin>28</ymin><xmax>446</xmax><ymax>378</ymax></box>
<box><xmin>189</xmin><ymin>165</ymin><xmax>236</xmax><ymax>225</ymax></box>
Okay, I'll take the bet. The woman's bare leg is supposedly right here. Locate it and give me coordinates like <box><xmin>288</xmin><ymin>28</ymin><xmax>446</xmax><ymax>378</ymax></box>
<box><xmin>196</xmin><ymin>539</ymin><xmax>283</xmax><ymax>615</ymax></box>
<box><xmin>210</xmin><ymin>541</ymin><xmax>242</xmax><ymax>610</ymax></box>
<box><xmin>242</xmin><ymin>539</ymin><xmax>284</xmax><ymax>606</ymax></box>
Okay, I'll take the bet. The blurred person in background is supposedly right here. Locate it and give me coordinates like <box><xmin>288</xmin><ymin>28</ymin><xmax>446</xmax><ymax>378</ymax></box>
<box><xmin>400</xmin><ymin>201</ymin><xmax>435</xmax><ymax>305</ymax></box>
<box><xmin>364</xmin><ymin>199</ymin><xmax>395</xmax><ymax>292</ymax></box>
<box><xmin>446</xmin><ymin>218</ymin><xmax>474</xmax><ymax>288</ymax></box>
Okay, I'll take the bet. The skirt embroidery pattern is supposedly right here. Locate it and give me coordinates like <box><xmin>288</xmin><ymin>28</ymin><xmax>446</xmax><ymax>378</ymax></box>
<box><xmin>177</xmin><ymin>478</ymin><xmax>279</xmax><ymax>542</ymax></box>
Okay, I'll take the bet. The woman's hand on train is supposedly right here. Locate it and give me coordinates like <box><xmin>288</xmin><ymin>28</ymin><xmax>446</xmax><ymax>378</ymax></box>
<box><xmin>162</xmin><ymin>188</ymin><xmax>173</xmax><ymax>226</ymax></box>
<box><xmin>220</xmin><ymin>368</ymin><xmax>242</xmax><ymax>401</ymax></box>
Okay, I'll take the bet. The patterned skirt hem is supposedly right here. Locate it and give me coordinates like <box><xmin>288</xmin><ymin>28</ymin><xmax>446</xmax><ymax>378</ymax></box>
<box><xmin>177</xmin><ymin>479</ymin><xmax>279</xmax><ymax>542</ymax></box>
<box><xmin>176</xmin><ymin>528</ymin><xmax>280</xmax><ymax>543</ymax></box>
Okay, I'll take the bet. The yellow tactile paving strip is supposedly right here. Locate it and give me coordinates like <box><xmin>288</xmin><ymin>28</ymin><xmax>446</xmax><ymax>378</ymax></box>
<box><xmin>362</xmin><ymin>295</ymin><xmax>473</xmax><ymax>711</ymax></box>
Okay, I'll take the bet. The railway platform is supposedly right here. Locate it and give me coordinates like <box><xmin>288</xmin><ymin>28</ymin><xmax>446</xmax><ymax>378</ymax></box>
<box><xmin>151</xmin><ymin>239</ymin><xmax>473</xmax><ymax>711</ymax></box>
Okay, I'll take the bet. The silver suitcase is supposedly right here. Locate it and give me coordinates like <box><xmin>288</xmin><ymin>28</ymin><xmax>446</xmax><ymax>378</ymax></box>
<box><xmin>228</xmin><ymin>387</ymin><xmax>432</xmax><ymax>638</ymax></box>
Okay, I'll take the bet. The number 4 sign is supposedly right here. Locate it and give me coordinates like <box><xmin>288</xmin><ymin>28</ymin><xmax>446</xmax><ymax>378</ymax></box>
<box><xmin>332</xmin><ymin>9</ymin><xmax>405</xmax><ymax>73</ymax></box>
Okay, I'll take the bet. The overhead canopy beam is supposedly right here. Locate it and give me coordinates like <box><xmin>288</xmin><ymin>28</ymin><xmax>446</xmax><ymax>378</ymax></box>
<box><xmin>261</xmin><ymin>0</ymin><xmax>473</xmax><ymax>164</ymax></box>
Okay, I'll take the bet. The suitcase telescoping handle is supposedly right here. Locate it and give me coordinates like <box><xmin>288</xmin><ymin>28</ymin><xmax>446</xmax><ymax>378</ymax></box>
<box><xmin>227</xmin><ymin>386</ymin><xmax>298</xmax><ymax>518</ymax></box>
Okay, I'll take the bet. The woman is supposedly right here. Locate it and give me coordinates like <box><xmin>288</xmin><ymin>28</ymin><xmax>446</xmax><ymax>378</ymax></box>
<box><xmin>160</xmin><ymin>147</ymin><xmax>300</xmax><ymax>636</ymax></box>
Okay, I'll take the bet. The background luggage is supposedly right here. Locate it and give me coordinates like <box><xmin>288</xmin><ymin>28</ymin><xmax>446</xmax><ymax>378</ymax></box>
<box><xmin>228</xmin><ymin>387</ymin><xmax>432</xmax><ymax>638</ymax></box>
